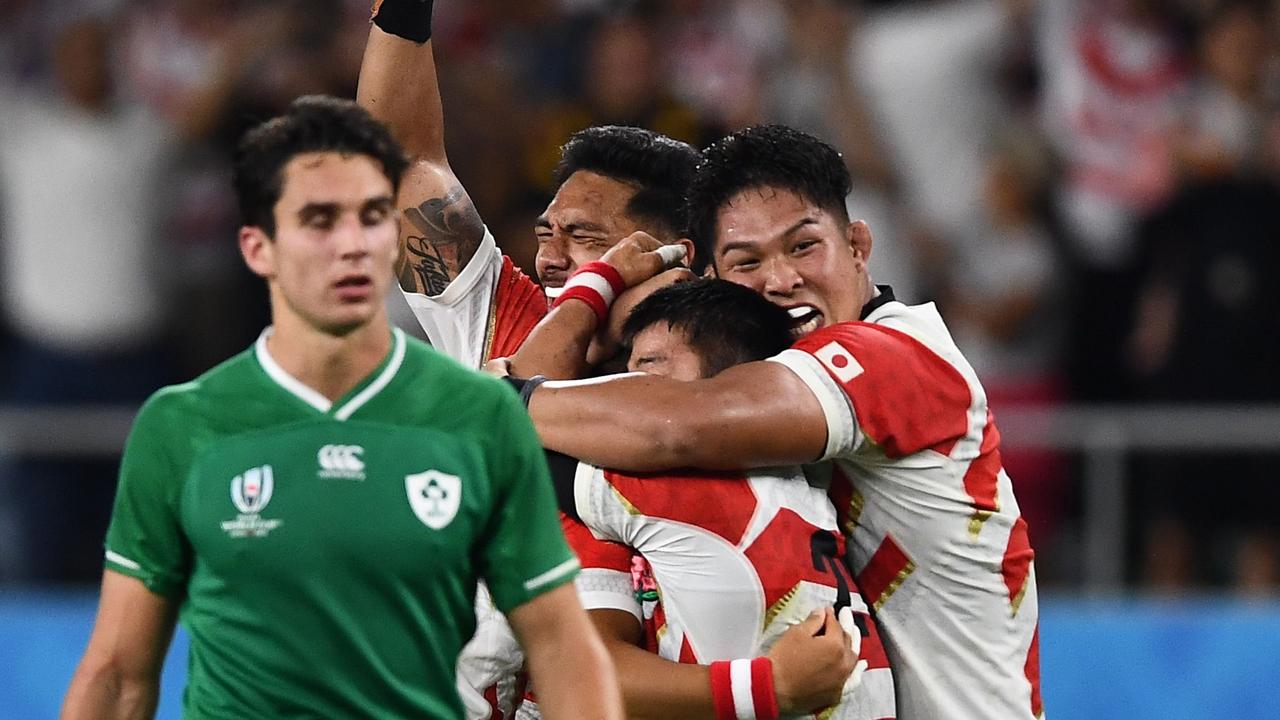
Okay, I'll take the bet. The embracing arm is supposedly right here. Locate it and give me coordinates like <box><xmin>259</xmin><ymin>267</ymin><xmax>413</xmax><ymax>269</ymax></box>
<box><xmin>507</xmin><ymin>583</ymin><xmax>624</xmax><ymax>720</ymax></box>
<box><xmin>357</xmin><ymin>5</ymin><xmax>485</xmax><ymax>295</ymax></box>
<box><xmin>506</xmin><ymin>234</ymin><xmax>691</xmax><ymax>379</ymax></box>
<box><xmin>527</xmin><ymin>359</ymin><xmax>830</xmax><ymax>471</ymax></box>
<box><xmin>62</xmin><ymin>571</ymin><xmax>178</xmax><ymax>720</ymax></box>
<box><xmin>592</xmin><ymin>607</ymin><xmax>860</xmax><ymax>719</ymax></box>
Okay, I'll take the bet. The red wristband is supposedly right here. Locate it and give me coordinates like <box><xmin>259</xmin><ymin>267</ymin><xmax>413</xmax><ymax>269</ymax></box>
<box><xmin>550</xmin><ymin>261</ymin><xmax>627</xmax><ymax>322</ymax></box>
<box><xmin>709</xmin><ymin>657</ymin><xmax>779</xmax><ymax>720</ymax></box>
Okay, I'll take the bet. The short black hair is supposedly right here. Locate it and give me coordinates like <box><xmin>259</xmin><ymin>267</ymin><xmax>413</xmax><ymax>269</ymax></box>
<box><xmin>688</xmin><ymin>125</ymin><xmax>851</xmax><ymax>271</ymax></box>
<box><xmin>553</xmin><ymin>125</ymin><xmax>698</xmax><ymax>241</ymax></box>
<box><xmin>621</xmin><ymin>278</ymin><xmax>795</xmax><ymax>377</ymax></box>
<box><xmin>233</xmin><ymin>95</ymin><xmax>409</xmax><ymax>236</ymax></box>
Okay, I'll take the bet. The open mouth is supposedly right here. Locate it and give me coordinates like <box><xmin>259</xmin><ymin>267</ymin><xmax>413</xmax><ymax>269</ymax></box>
<box><xmin>334</xmin><ymin>275</ymin><xmax>372</xmax><ymax>298</ymax></box>
<box><xmin>786</xmin><ymin>305</ymin><xmax>823</xmax><ymax>337</ymax></box>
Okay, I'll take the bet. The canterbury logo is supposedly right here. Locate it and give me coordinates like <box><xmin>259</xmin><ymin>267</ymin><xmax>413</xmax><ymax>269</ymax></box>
<box><xmin>318</xmin><ymin>444</ymin><xmax>366</xmax><ymax>479</ymax></box>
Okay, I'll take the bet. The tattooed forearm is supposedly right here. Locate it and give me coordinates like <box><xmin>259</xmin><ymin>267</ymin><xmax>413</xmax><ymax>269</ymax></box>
<box><xmin>398</xmin><ymin>184</ymin><xmax>484</xmax><ymax>294</ymax></box>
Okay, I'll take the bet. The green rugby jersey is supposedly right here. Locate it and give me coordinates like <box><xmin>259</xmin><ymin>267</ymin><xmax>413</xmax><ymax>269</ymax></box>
<box><xmin>104</xmin><ymin>327</ymin><xmax>578</xmax><ymax>719</ymax></box>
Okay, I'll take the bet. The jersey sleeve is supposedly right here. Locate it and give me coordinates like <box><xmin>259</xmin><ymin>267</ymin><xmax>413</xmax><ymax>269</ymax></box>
<box><xmin>479</xmin><ymin>388</ymin><xmax>580</xmax><ymax>614</ymax></box>
<box><xmin>771</xmin><ymin>322</ymin><xmax>974</xmax><ymax>460</ymax></box>
<box><xmin>103</xmin><ymin>389</ymin><xmax>194</xmax><ymax>597</ymax></box>
<box><xmin>561</xmin><ymin>514</ymin><xmax>641</xmax><ymax>621</ymax></box>
<box><xmin>400</xmin><ymin>228</ymin><xmax>502</xmax><ymax>369</ymax></box>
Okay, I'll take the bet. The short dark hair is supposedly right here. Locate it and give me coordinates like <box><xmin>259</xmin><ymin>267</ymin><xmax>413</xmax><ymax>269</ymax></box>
<box><xmin>688</xmin><ymin>125</ymin><xmax>851</xmax><ymax>271</ymax></box>
<box><xmin>553</xmin><ymin>125</ymin><xmax>698</xmax><ymax>241</ymax></box>
<box><xmin>233</xmin><ymin>95</ymin><xmax>409</xmax><ymax>236</ymax></box>
<box><xmin>621</xmin><ymin>278</ymin><xmax>795</xmax><ymax>377</ymax></box>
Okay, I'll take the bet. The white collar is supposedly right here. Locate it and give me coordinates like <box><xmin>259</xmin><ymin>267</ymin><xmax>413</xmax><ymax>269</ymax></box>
<box><xmin>254</xmin><ymin>326</ymin><xmax>406</xmax><ymax>420</ymax></box>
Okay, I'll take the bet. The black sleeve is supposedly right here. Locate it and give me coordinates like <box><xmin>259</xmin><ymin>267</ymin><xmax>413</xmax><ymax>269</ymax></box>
<box><xmin>543</xmin><ymin>449</ymin><xmax>582</xmax><ymax>522</ymax></box>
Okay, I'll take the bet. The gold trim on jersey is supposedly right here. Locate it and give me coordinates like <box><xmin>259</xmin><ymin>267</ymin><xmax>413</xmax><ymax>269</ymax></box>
<box><xmin>610</xmin><ymin>484</ymin><xmax>642</xmax><ymax>517</ymax></box>
<box><xmin>968</xmin><ymin>509</ymin><xmax>994</xmax><ymax>538</ymax></box>
<box><xmin>763</xmin><ymin>582</ymin><xmax>802</xmax><ymax>631</ymax></box>
<box><xmin>844</xmin><ymin>487</ymin><xmax>865</xmax><ymax>536</ymax></box>
<box><xmin>1010</xmin><ymin>565</ymin><xmax>1032</xmax><ymax>618</ymax></box>
<box><xmin>480</xmin><ymin>282</ymin><xmax>500</xmax><ymax>365</ymax></box>
<box><xmin>872</xmin><ymin>560</ymin><xmax>917</xmax><ymax>613</ymax></box>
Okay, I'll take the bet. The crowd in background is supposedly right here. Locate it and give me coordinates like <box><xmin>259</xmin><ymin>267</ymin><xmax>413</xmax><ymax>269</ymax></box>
<box><xmin>1</xmin><ymin>0</ymin><xmax>1278</xmax><ymax>591</ymax></box>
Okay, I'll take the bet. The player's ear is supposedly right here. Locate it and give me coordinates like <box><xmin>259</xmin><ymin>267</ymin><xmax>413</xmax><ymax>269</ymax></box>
<box><xmin>675</xmin><ymin>238</ymin><xmax>696</xmax><ymax>269</ymax></box>
<box><xmin>239</xmin><ymin>225</ymin><xmax>276</xmax><ymax>279</ymax></box>
<box><xmin>847</xmin><ymin>220</ymin><xmax>873</xmax><ymax>263</ymax></box>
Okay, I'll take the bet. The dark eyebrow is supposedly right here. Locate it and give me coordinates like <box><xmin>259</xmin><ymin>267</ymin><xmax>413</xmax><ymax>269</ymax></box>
<box><xmin>535</xmin><ymin>215</ymin><xmax>551</xmax><ymax>229</ymax></box>
<box><xmin>362</xmin><ymin>196</ymin><xmax>395</xmax><ymax>211</ymax></box>
<box><xmin>781</xmin><ymin>216</ymin><xmax>821</xmax><ymax>237</ymax></box>
<box><xmin>565</xmin><ymin>221</ymin><xmax>606</xmax><ymax>234</ymax></box>
<box><xmin>298</xmin><ymin>202</ymin><xmax>339</xmax><ymax>221</ymax></box>
<box><xmin>717</xmin><ymin>217</ymin><xmax>820</xmax><ymax>256</ymax></box>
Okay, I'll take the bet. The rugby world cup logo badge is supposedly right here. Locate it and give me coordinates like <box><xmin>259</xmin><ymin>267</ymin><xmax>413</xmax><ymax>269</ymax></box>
<box><xmin>231</xmin><ymin>465</ymin><xmax>274</xmax><ymax>514</ymax></box>
<box><xmin>222</xmin><ymin>465</ymin><xmax>282</xmax><ymax>538</ymax></box>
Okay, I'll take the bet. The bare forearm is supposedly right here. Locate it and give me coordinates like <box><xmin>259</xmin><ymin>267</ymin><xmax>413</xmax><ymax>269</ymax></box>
<box><xmin>508</xmin><ymin>301</ymin><xmax>599</xmax><ymax>380</ymax></box>
<box><xmin>62</xmin><ymin>664</ymin><xmax>158</xmax><ymax>720</ymax></box>
<box><xmin>527</xmin><ymin>638</ymin><xmax>621</xmax><ymax>720</ymax></box>
<box><xmin>527</xmin><ymin>363</ymin><xmax>828</xmax><ymax>471</ymax></box>
<box><xmin>357</xmin><ymin>25</ymin><xmax>445</xmax><ymax>162</ymax></box>
<box><xmin>605</xmin><ymin>641</ymin><xmax>715</xmax><ymax>720</ymax></box>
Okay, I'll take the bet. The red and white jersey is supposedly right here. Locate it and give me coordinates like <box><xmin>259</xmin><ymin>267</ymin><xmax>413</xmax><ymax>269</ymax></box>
<box><xmin>770</xmin><ymin>291</ymin><xmax>1043</xmax><ymax>719</ymax></box>
<box><xmin>455</xmin><ymin>583</ymin><xmax>526</xmax><ymax>720</ymax></box>
<box><xmin>398</xmin><ymin>229</ymin><xmax>546</xmax><ymax>369</ymax></box>
<box><xmin>566</xmin><ymin>462</ymin><xmax>897</xmax><ymax>720</ymax></box>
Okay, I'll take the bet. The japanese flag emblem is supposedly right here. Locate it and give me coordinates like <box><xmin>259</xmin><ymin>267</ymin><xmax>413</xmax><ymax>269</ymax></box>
<box><xmin>814</xmin><ymin>341</ymin><xmax>864</xmax><ymax>384</ymax></box>
<box><xmin>406</xmin><ymin>469</ymin><xmax>462</xmax><ymax>530</ymax></box>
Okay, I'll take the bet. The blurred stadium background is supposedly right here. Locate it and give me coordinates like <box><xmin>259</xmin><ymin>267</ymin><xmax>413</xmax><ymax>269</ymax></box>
<box><xmin>1</xmin><ymin>0</ymin><xmax>1278</xmax><ymax>716</ymax></box>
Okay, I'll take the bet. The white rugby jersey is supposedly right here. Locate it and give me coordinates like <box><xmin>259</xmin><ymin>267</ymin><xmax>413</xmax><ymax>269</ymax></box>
<box><xmin>391</xmin><ymin>229</ymin><xmax>547</xmax><ymax>370</ymax></box>
<box><xmin>456</xmin><ymin>582</ymin><xmax>526</xmax><ymax>720</ymax></box>
<box><xmin>564</xmin><ymin>461</ymin><xmax>897</xmax><ymax>720</ymax></box>
<box><xmin>769</xmin><ymin>289</ymin><xmax>1043</xmax><ymax>719</ymax></box>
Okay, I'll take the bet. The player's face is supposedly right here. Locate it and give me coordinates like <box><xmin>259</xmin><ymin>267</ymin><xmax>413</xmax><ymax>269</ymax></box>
<box><xmin>240</xmin><ymin>152</ymin><xmax>399</xmax><ymax>336</ymax></box>
<box><xmin>712</xmin><ymin>187</ymin><xmax>871</xmax><ymax>338</ymax></box>
<box><xmin>536</xmin><ymin>170</ymin><xmax>643</xmax><ymax>300</ymax></box>
<box><xmin>626</xmin><ymin>323</ymin><xmax>705</xmax><ymax>381</ymax></box>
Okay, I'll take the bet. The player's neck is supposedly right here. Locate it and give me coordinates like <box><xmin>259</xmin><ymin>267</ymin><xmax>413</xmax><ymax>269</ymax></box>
<box><xmin>266</xmin><ymin>313</ymin><xmax>393</xmax><ymax>403</ymax></box>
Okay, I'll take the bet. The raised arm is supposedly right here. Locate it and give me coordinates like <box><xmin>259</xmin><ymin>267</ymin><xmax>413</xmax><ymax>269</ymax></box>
<box><xmin>62</xmin><ymin>571</ymin><xmax>178</xmax><ymax>720</ymax></box>
<box><xmin>357</xmin><ymin>1</ymin><xmax>485</xmax><ymax>295</ymax></box>
<box><xmin>527</xmin><ymin>359</ymin><xmax>829</xmax><ymax>471</ymax></box>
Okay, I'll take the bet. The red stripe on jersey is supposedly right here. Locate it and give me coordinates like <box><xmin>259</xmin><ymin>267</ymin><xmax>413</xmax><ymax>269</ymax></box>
<box><xmin>1002</xmin><ymin>516</ymin><xmax>1035</xmax><ymax>613</ymax></box>
<box><xmin>962</xmin><ymin>411</ymin><xmax>1004</xmax><ymax>514</ymax></box>
<box><xmin>1026</xmin><ymin>621</ymin><xmax>1044</xmax><ymax>717</ymax></box>
<box><xmin>858</xmin><ymin>610</ymin><xmax>892</xmax><ymax>670</ymax></box>
<box><xmin>646</xmin><ymin>599</ymin><xmax>665</xmax><ymax>654</ymax></box>
<box><xmin>482</xmin><ymin>684</ymin><xmax>503</xmax><ymax>720</ymax></box>
<box><xmin>743</xmin><ymin>509</ymin><xmax>845</xmax><ymax>609</ymax></box>
<box><xmin>560</xmin><ymin>513</ymin><xmax>632</xmax><ymax>572</ymax></box>
<box><xmin>792</xmin><ymin>323</ymin><xmax>972</xmax><ymax>458</ymax></box>
<box><xmin>487</xmin><ymin>256</ymin><xmax>547</xmax><ymax>361</ymax></box>
<box><xmin>605</xmin><ymin>471</ymin><xmax>757</xmax><ymax>546</ymax></box>
<box><xmin>857</xmin><ymin>534</ymin><xmax>915</xmax><ymax>612</ymax></box>
<box><xmin>828</xmin><ymin>465</ymin><xmax>862</xmax><ymax>537</ymax></box>
<box><xmin>678</xmin><ymin>634</ymin><xmax>699</xmax><ymax>664</ymax></box>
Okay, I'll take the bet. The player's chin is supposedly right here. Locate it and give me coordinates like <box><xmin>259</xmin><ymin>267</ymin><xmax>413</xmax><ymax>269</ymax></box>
<box><xmin>320</xmin><ymin>306</ymin><xmax>379</xmax><ymax>336</ymax></box>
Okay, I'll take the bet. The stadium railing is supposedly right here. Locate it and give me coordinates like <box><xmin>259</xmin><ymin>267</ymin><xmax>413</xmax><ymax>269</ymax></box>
<box><xmin>4</xmin><ymin>403</ymin><xmax>1280</xmax><ymax>590</ymax></box>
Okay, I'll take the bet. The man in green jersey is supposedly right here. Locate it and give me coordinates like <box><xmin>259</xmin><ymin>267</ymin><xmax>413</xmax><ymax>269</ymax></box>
<box><xmin>62</xmin><ymin>96</ymin><xmax>624</xmax><ymax>720</ymax></box>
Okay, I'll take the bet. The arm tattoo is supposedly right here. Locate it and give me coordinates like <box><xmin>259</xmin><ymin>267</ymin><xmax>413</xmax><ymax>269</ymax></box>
<box><xmin>399</xmin><ymin>184</ymin><xmax>485</xmax><ymax>295</ymax></box>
